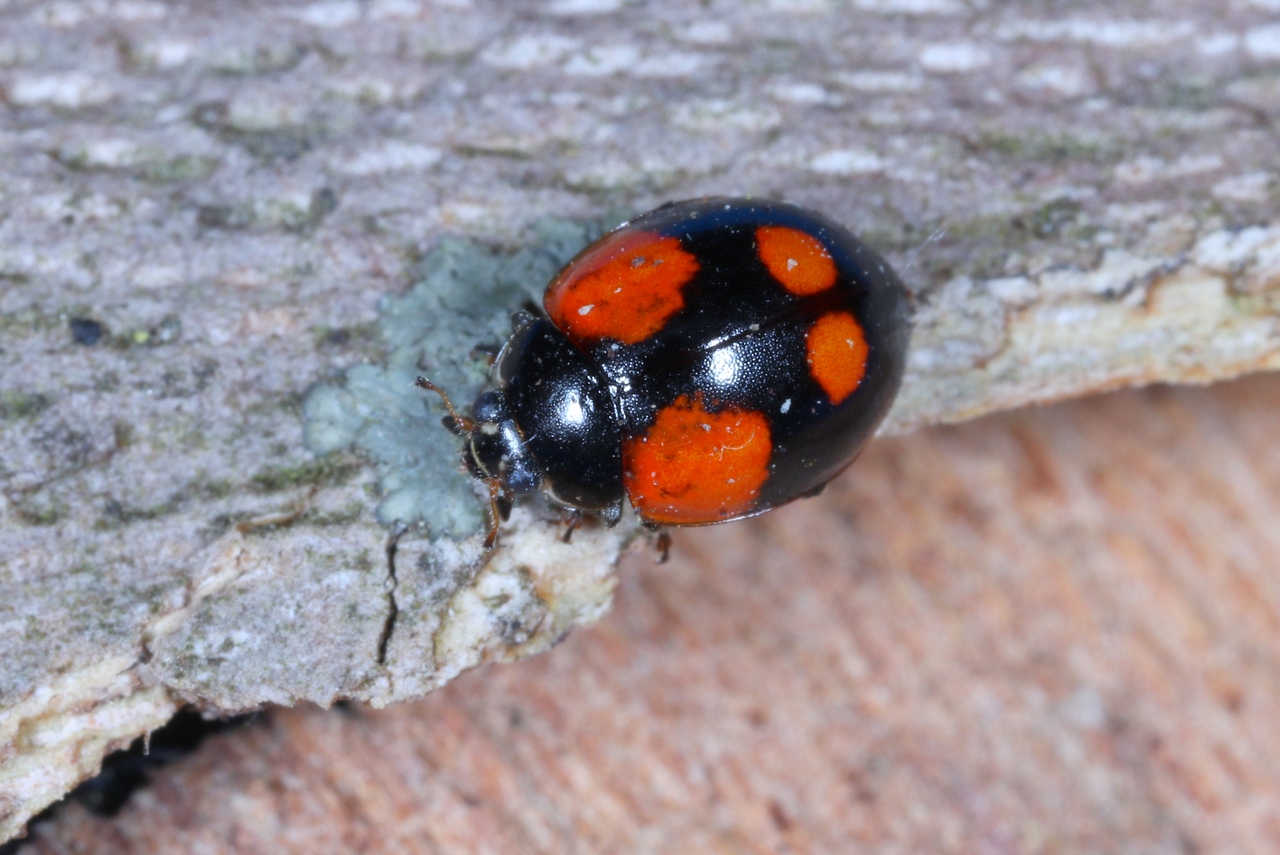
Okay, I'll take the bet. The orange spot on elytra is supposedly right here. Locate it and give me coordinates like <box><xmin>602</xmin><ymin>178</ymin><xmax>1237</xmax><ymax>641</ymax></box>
<box><xmin>623</xmin><ymin>394</ymin><xmax>772</xmax><ymax>525</ymax></box>
<box><xmin>757</xmin><ymin>226</ymin><xmax>837</xmax><ymax>296</ymax></box>
<box><xmin>806</xmin><ymin>311</ymin><xmax>868</xmax><ymax>405</ymax></box>
<box><xmin>544</xmin><ymin>231</ymin><xmax>699</xmax><ymax>345</ymax></box>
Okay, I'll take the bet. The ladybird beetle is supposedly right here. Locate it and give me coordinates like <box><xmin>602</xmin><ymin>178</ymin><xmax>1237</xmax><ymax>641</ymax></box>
<box><xmin>417</xmin><ymin>197</ymin><xmax>911</xmax><ymax>555</ymax></box>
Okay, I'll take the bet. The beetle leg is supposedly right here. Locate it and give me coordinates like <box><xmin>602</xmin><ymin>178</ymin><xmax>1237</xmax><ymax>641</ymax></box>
<box><xmin>598</xmin><ymin>498</ymin><xmax>622</xmax><ymax>527</ymax></box>
<box><xmin>483</xmin><ymin>480</ymin><xmax>504</xmax><ymax>549</ymax></box>
<box><xmin>639</xmin><ymin>519</ymin><xmax>672</xmax><ymax>562</ymax></box>
<box><xmin>495</xmin><ymin>488</ymin><xmax>513</xmax><ymax>521</ymax></box>
<box><xmin>654</xmin><ymin>528</ymin><xmax>672</xmax><ymax>564</ymax></box>
<box><xmin>469</xmin><ymin>343</ymin><xmax>501</xmax><ymax>366</ymax></box>
<box><xmin>561</xmin><ymin>508</ymin><xmax>583</xmax><ymax>544</ymax></box>
<box><xmin>798</xmin><ymin>482</ymin><xmax>826</xmax><ymax>499</ymax></box>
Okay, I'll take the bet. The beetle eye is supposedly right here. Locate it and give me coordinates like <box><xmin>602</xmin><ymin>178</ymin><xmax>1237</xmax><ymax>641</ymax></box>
<box><xmin>471</xmin><ymin>391</ymin><xmax>506</xmax><ymax>424</ymax></box>
<box><xmin>441</xmin><ymin>415</ymin><xmax>467</xmax><ymax>436</ymax></box>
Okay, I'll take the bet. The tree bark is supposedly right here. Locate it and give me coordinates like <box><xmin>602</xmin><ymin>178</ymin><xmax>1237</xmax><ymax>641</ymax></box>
<box><xmin>2</xmin><ymin>0</ymin><xmax>1278</xmax><ymax>840</ymax></box>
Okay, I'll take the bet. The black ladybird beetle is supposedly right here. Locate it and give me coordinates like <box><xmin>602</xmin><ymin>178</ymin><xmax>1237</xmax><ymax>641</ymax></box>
<box><xmin>417</xmin><ymin>197</ymin><xmax>911</xmax><ymax>555</ymax></box>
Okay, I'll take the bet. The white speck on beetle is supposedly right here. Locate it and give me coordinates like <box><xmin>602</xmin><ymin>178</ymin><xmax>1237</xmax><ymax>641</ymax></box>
<box><xmin>578</xmin><ymin>304</ymin><xmax>594</xmax><ymax>315</ymax></box>
<box><xmin>632</xmin><ymin>256</ymin><xmax>645</xmax><ymax>267</ymax></box>
<box><xmin>787</xmin><ymin>258</ymin><xmax>798</xmax><ymax>270</ymax></box>
<box><xmin>749</xmin><ymin>323</ymin><xmax>760</xmax><ymax>331</ymax></box>
<box><xmin>780</xmin><ymin>398</ymin><xmax>792</xmax><ymax>413</ymax></box>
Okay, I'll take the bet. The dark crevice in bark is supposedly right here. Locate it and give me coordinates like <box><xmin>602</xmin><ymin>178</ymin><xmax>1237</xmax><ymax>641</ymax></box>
<box><xmin>0</xmin><ymin>710</ymin><xmax>257</xmax><ymax>852</ymax></box>
<box><xmin>377</xmin><ymin>525</ymin><xmax>406</xmax><ymax>667</ymax></box>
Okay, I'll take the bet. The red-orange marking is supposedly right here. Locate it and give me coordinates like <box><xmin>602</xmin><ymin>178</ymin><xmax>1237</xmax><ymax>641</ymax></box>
<box><xmin>623</xmin><ymin>394</ymin><xmax>772</xmax><ymax>525</ymax></box>
<box><xmin>756</xmin><ymin>226</ymin><xmax>837</xmax><ymax>296</ymax></box>
<box><xmin>806</xmin><ymin>311</ymin><xmax>868</xmax><ymax>405</ymax></box>
<box><xmin>544</xmin><ymin>231</ymin><xmax>699</xmax><ymax>345</ymax></box>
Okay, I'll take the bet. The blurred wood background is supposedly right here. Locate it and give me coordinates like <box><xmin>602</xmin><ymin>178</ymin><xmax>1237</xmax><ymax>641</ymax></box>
<box><xmin>17</xmin><ymin>373</ymin><xmax>1280</xmax><ymax>853</ymax></box>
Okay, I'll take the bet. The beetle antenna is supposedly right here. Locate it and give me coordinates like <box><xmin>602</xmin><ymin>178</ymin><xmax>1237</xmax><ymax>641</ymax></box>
<box><xmin>414</xmin><ymin>377</ymin><xmax>476</xmax><ymax>433</ymax></box>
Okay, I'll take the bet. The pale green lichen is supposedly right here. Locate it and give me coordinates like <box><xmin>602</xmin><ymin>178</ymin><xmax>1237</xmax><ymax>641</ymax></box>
<box><xmin>302</xmin><ymin>217</ymin><xmax>611</xmax><ymax>541</ymax></box>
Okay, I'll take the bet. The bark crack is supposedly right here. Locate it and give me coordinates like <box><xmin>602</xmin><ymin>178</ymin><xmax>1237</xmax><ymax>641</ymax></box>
<box><xmin>377</xmin><ymin>525</ymin><xmax>406</xmax><ymax>666</ymax></box>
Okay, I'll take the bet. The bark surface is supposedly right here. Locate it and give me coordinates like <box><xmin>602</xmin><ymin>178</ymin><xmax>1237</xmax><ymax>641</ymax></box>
<box><xmin>2</xmin><ymin>0</ymin><xmax>1279</xmax><ymax>840</ymax></box>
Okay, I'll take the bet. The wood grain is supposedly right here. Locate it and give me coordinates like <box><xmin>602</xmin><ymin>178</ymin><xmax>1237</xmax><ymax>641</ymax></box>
<box><xmin>18</xmin><ymin>373</ymin><xmax>1280</xmax><ymax>854</ymax></box>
